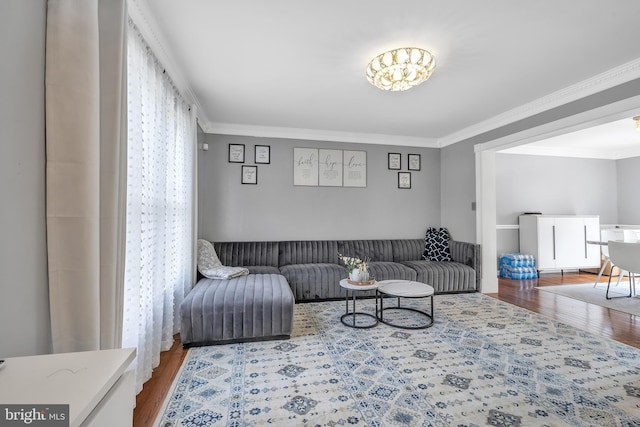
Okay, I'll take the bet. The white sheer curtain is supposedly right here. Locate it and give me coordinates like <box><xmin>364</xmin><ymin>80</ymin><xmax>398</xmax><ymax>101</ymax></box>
<box><xmin>122</xmin><ymin>20</ymin><xmax>195</xmax><ymax>392</ymax></box>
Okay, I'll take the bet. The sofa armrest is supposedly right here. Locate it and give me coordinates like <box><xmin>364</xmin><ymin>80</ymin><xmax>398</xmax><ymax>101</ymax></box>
<box><xmin>449</xmin><ymin>240</ymin><xmax>482</xmax><ymax>287</ymax></box>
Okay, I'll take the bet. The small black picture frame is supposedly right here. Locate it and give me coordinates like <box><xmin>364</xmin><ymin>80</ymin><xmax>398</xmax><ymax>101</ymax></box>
<box><xmin>241</xmin><ymin>165</ymin><xmax>257</xmax><ymax>184</ymax></box>
<box><xmin>228</xmin><ymin>144</ymin><xmax>245</xmax><ymax>163</ymax></box>
<box><xmin>255</xmin><ymin>145</ymin><xmax>271</xmax><ymax>164</ymax></box>
<box><xmin>388</xmin><ymin>152</ymin><xmax>401</xmax><ymax>170</ymax></box>
<box><xmin>408</xmin><ymin>154</ymin><xmax>421</xmax><ymax>171</ymax></box>
<box><xmin>398</xmin><ymin>172</ymin><xmax>411</xmax><ymax>189</ymax></box>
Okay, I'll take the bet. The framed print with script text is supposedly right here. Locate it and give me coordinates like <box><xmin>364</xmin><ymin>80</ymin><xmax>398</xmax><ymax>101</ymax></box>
<box><xmin>293</xmin><ymin>147</ymin><xmax>319</xmax><ymax>186</ymax></box>
<box><xmin>319</xmin><ymin>149</ymin><xmax>343</xmax><ymax>187</ymax></box>
<box><xmin>343</xmin><ymin>150</ymin><xmax>366</xmax><ymax>187</ymax></box>
<box><xmin>408</xmin><ymin>153</ymin><xmax>421</xmax><ymax>171</ymax></box>
<box><xmin>255</xmin><ymin>145</ymin><xmax>270</xmax><ymax>164</ymax></box>
<box><xmin>388</xmin><ymin>153</ymin><xmax>401</xmax><ymax>170</ymax></box>
<box><xmin>241</xmin><ymin>165</ymin><xmax>258</xmax><ymax>184</ymax></box>
<box><xmin>228</xmin><ymin>144</ymin><xmax>245</xmax><ymax>163</ymax></box>
<box><xmin>398</xmin><ymin>172</ymin><xmax>411</xmax><ymax>189</ymax></box>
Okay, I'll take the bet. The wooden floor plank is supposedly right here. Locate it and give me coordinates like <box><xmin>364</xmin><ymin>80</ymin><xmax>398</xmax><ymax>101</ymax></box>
<box><xmin>133</xmin><ymin>272</ymin><xmax>640</xmax><ymax>427</ymax></box>
<box><xmin>490</xmin><ymin>272</ymin><xmax>640</xmax><ymax>349</ymax></box>
<box><xmin>133</xmin><ymin>334</ymin><xmax>187</xmax><ymax>427</ymax></box>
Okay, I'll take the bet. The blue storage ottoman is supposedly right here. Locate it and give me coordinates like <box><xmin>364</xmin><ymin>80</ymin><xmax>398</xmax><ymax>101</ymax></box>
<box><xmin>499</xmin><ymin>253</ymin><xmax>538</xmax><ymax>279</ymax></box>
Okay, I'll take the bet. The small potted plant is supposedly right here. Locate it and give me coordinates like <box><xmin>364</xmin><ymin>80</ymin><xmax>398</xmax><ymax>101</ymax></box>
<box><xmin>338</xmin><ymin>253</ymin><xmax>370</xmax><ymax>282</ymax></box>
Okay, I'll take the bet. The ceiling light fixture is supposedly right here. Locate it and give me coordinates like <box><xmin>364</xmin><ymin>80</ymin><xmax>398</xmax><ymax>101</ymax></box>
<box><xmin>634</xmin><ymin>116</ymin><xmax>640</xmax><ymax>132</ymax></box>
<box><xmin>366</xmin><ymin>47</ymin><xmax>436</xmax><ymax>91</ymax></box>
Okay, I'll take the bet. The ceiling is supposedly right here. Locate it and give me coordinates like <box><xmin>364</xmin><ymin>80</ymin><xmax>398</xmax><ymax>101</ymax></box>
<box><xmin>500</xmin><ymin>118</ymin><xmax>640</xmax><ymax>160</ymax></box>
<box><xmin>134</xmin><ymin>0</ymin><xmax>640</xmax><ymax>151</ymax></box>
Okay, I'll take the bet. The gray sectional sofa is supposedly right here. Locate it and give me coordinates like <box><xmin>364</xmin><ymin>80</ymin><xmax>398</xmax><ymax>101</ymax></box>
<box><xmin>180</xmin><ymin>238</ymin><xmax>481</xmax><ymax>347</ymax></box>
<box><xmin>214</xmin><ymin>238</ymin><xmax>481</xmax><ymax>299</ymax></box>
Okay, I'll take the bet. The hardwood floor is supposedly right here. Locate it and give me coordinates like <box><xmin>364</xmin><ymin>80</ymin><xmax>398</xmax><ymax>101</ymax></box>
<box><xmin>133</xmin><ymin>335</ymin><xmax>188</xmax><ymax>427</ymax></box>
<box><xmin>132</xmin><ymin>272</ymin><xmax>640</xmax><ymax>427</ymax></box>
<box><xmin>489</xmin><ymin>272</ymin><xmax>640</xmax><ymax>349</ymax></box>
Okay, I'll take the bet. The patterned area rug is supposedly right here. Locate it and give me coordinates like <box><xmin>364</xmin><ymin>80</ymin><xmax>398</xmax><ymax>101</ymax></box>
<box><xmin>537</xmin><ymin>283</ymin><xmax>640</xmax><ymax>316</ymax></box>
<box><xmin>154</xmin><ymin>294</ymin><xmax>640</xmax><ymax>426</ymax></box>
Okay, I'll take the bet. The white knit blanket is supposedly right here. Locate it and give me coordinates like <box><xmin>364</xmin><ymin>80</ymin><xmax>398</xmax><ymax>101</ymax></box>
<box><xmin>200</xmin><ymin>266</ymin><xmax>249</xmax><ymax>280</ymax></box>
<box><xmin>197</xmin><ymin>239</ymin><xmax>249</xmax><ymax>279</ymax></box>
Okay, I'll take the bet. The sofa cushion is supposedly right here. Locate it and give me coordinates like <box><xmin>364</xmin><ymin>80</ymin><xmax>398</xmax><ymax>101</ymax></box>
<box><xmin>337</xmin><ymin>240</ymin><xmax>394</xmax><ymax>262</ymax></box>
<box><xmin>279</xmin><ymin>263</ymin><xmax>350</xmax><ymax>301</ymax></box>
<box><xmin>368</xmin><ymin>261</ymin><xmax>417</xmax><ymax>282</ymax></box>
<box><xmin>279</xmin><ymin>240</ymin><xmax>339</xmax><ymax>266</ymax></box>
<box><xmin>391</xmin><ymin>239</ymin><xmax>424</xmax><ymax>262</ymax></box>
<box><xmin>214</xmin><ymin>241</ymin><xmax>279</xmax><ymax>267</ymax></box>
<box><xmin>246</xmin><ymin>266</ymin><xmax>281</xmax><ymax>275</ymax></box>
<box><xmin>401</xmin><ymin>260</ymin><xmax>475</xmax><ymax>293</ymax></box>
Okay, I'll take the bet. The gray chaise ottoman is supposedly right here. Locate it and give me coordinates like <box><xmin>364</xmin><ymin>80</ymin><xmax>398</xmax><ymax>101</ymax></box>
<box><xmin>180</xmin><ymin>273</ymin><xmax>294</xmax><ymax>347</ymax></box>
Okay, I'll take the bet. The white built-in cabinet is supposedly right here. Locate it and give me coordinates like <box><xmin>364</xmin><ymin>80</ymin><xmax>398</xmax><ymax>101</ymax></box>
<box><xmin>0</xmin><ymin>348</ymin><xmax>136</xmax><ymax>427</ymax></box>
<box><xmin>519</xmin><ymin>215</ymin><xmax>600</xmax><ymax>271</ymax></box>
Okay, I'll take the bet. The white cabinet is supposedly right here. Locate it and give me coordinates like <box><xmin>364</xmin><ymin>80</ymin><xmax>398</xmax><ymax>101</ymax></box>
<box><xmin>0</xmin><ymin>348</ymin><xmax>136</xmax><ymax>427</ymax></box>
<box><xmin>519</xmin><ymin>215</ymin><xmax>600</xmax><ymax>271</ymax></box>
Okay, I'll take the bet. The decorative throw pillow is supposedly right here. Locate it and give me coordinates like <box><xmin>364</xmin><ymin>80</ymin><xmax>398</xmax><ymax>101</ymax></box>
<box><xmin>431</xmin><ymin>228</ymin><xmax>452</xmax><ymax>261</ymax></box>
<box><xmin>422</xmin><ymin>227</ymin><xmax>452</xmax><ymax>261</ymax></box>
<box><xmin>197</xmin><ymin>239</ymin><xmax>222</xmax><ymax>273</ymax></box>
<box><xmin>422</xmin><ymin>227</ymin><xmax>438</xmax><ymax>260</ymax></box>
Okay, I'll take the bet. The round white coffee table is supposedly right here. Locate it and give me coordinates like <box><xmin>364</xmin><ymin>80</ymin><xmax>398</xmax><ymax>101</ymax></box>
<box><xmin>339</xmin><ymin>278</ymin><xmax>379</xmax><ymax>329</ymax></box>
<box><xmin>375</xmin><ymin>280</ymin><xmax>434</xmax><ymax>329</ymax></box>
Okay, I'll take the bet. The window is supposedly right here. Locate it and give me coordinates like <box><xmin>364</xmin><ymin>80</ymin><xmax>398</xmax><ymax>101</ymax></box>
<box><xmin>122</xmin><ymin>20</ymin><xmax>195</xmax><ymax>392</ymax></box>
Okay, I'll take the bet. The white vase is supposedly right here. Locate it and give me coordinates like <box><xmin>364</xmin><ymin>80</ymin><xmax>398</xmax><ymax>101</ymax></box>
<box><xmin>350</xmin><ymin>268</ymin><xmax>361</xmax><ymax>281</ymax></box>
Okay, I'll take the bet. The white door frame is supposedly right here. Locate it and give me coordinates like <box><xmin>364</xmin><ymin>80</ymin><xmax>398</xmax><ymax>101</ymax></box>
<box><xmin>475</xmin><ymin>95</ymin><xmax>640</xmax><ymax>294</ymax></box>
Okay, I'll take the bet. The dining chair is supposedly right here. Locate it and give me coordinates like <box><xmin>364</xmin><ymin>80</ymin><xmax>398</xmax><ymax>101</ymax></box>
<box><xmin>593</xmin><ymin>229</ymin><xmax>623</xmax><ymax>287</ymax></box>
<box><xmin>605</xmin><ymin>240</ymin><xmax>640</xmax><ymax>299</ymax></box>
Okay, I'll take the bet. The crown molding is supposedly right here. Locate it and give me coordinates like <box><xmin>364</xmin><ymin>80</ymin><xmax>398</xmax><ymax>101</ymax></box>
<box><xmin>474</xmin><ymin>94</ymin><xmax>640</xmax><ymax>153</ymax></box>
<box><xmin>128</xmin><ymin>0</ymin><xmax>209</xmax><ymax>123</ymax></box>
<box><xmin>201</xmin><ymin>122</ymin><xmax>439</xmax><ymax>148</ymax></box>
<box><xmin>499</xmin><ymin>143</ymin><xmax>640</xmax><ymax>160</ymax></box>
<box><xmin>438</xmin><ymin>57</ymin><xmax>640</xmax><ymax>148</ymax></box>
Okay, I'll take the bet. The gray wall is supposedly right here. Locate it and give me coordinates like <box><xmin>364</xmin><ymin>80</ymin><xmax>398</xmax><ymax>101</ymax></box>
<box><xmin>440</xmin><ymin>140</ymin><xmax>477</xmax><ymax>243</ymax></box>
<box><xmin>0</xmin><ymin>0</ymin><xmax>50</xmax><ymax>357</ymax></box>
<box><xmin>198</xmin><ymin>134</ymin><xmax>441</xmax><ymax>242</ymax></box>
<box><xmin>616</xmin><ymin>156</ymin><xmax>640</xmax><ymax>224</ymax></box>
<box><xmin>495</xmin><ymin>153</ymin><xmax>618</xmax><ymax>256</ymax></box>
